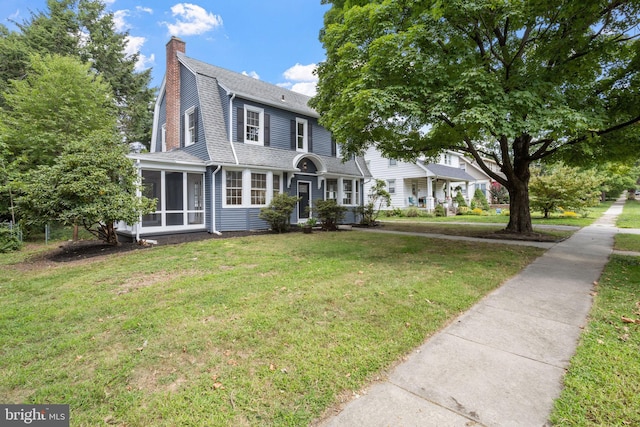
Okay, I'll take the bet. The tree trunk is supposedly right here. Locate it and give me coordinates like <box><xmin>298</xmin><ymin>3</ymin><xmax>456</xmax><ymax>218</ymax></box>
<box><xmin>505</xmin><ymin>174</ymin><xmax>534</xmax><ymax>234</ymax></box>
<box><xmin>73</xmin><ymin>224</ymin><xmax>79</xmax><ymax>241</ymax></box>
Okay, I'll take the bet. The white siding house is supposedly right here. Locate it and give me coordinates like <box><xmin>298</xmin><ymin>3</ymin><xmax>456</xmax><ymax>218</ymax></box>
<box><xmin>364</xmin><ymin>148</ymin><xmax>500</xmax><ymax>211</ymax></box>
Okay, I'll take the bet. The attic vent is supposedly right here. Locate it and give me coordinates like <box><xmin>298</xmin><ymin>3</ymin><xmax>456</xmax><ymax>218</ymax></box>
<box><xmin>281</xmin><ymin>95</ymin><xmax>285</xmax><ymax>101</ymax></box>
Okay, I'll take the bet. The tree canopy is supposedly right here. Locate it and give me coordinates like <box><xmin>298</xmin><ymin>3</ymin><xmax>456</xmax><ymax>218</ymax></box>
<box><xmin>1</xmin><ymin>0</ymin><xmax>155</xmax><ymax>145</ymax></box>
<box><xmin>312</xmin><ymin>0</ymin><xmax>640</xmax><ymax>233</ymax></box>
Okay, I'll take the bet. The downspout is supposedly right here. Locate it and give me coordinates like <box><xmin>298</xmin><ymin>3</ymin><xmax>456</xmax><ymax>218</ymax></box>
<box><xmin>228</xmin><ymin>92</ymin><xmax>239</xmax><ymax>165</ymax></box>
<box><xmin>211</xmin><ymin>165</ymin><xmax>222</xmax><ymax>235</ymax></box>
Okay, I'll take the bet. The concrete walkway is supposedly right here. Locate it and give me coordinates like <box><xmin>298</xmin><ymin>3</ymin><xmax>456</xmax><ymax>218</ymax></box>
<box><xmin>320</xmin><ymin>197</ymin><xmax>627</xmax><ymax>427</ymax></box>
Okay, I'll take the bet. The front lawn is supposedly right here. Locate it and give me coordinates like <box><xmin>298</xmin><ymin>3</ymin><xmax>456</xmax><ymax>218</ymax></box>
<box><xmin>550</xmin><ymin>255</ymin><xmax>640</xmax><ymax>426</ymax></box>
<box><xmin>617</xmin><ymin>198</ymin><xmax>640</xmax><ymax>228</ymax></box>
<box><xmin>0</xmin><ymin>232</ymin><xmax>543</xmax><ymax>426</ymax></box>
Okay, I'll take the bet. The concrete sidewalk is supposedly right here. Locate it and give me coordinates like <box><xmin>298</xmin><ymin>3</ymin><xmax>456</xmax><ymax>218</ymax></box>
<box><xmin>319</xmin><ymin>197</ymin><xmax>626</xmax><ymax>427</ymax></box>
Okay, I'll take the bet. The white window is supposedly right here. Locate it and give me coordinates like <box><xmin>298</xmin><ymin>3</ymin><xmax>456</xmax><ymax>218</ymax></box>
<box><xmin>161</xmin><ymin>123</ymin><xmax>166</xmax><ymax>152</ymax></box>
<box><xmin>326</xmin><ymin>179</ymin><xmax>338</xmax><ymax>201</ymax></box>
<box><xmin>296</xmin><ymin>118</ymin><xmax>308</xmax><ymax>152</ymax></box>
<box><xmin>388</xmin><ymin>179</ymin><xmax>396</xmax><ymax>194</ymax></box>
<box><xmin>354</xmin><ymin>180</ymin><xmax>360</xmax><ymax>205</ymax></box>
<box><xmin>140</xmin><ymin>170</ymin><xmax>204</xmax><ymax>228</ymax></box>
<box><xmin>245</xmin><ymin>106</ymin><xmax>263</xmax><ymax>144</ymax></box>
<box><xmin>272</xmin><ymin>174</ymin><xmax>281</xmax><ymax>197</ymax></box>
<box><xmin>389</xmin><ymin>159</ymin><xmax>397</xmax><ymax>166</ymax></box>
<box><xmin>251</xmin><ymin>173</ymin><xmax>267</xmax><ymax>205</ymax></box>
<box><xmin>226</xmin><ymin>170</ymin><xmax>243</xmax><ymax>205</ymax></box>
<box><xmin>443</xmin><ymin>153</ymin><xmax>452</xmax><ymax>165</ymax></box>
<box><xmin>343</xmin><ymin>180</ymin><xmax>353</xmax><ymax>205</ymax></box>
<box><xmin>184</xmin><ymin>107</ymin><xmax>196</xmax><ymax>146</ymax></box>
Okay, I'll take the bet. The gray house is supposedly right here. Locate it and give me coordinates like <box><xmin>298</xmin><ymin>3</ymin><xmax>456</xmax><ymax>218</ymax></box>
<box><xmin>118</xmin><ymin>37</ymin><xmax>370</xmax><ymax>239</ymax></box>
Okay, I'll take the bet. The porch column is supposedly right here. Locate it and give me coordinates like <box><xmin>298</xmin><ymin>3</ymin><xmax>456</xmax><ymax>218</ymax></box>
<box><xmin>466</xmin><ymin>181</ymin><xmax>473</xmax><ymax>204</ymax></box>
<box><xmin>426</xmin><ymin>177</ymin><xmax>434</xmax><ymax>211</ymax></box>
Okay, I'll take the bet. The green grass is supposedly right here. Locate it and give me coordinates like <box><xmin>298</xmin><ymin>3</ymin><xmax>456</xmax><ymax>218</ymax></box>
<box><xmin>615</xmin><ymin>234</ymin><xmax>640</xmax><ymax>252</ymax></box>
<box><xmin>0</xmin><ymin>232</ymin><xmax>543</xmax><ymax>426</ymax></box>
<box><xmin>617</xmin><ymin>199</ymin><xmax>640</xmax><ymax>228</ymax></box>
<box><xmin>380</xmin><ymin>202</ymin><xmax>612</xmax><ymax>228</ymax></box>
<box><xmin>550</xmin><ymin>255</ymin><xmax>640</xmax><ymax>426</ymax></box>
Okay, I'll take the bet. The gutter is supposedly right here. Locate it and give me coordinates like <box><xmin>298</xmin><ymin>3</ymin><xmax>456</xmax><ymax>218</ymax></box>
<box><xmin>228</xmin><ymin>92</ymin><xmax>239</xmax><ymax>165</ymax></box>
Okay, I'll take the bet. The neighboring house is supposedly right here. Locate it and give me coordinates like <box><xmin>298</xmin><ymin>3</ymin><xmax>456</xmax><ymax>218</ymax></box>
<box><xmin>118</xmin><ymin>37</ymin><xmax>370</xmax><ymax>240</ymax></box>
<box><xmin>364</xmin><ymin>148</ymin><xmax>500</xmax><ymax>211</ymax></box>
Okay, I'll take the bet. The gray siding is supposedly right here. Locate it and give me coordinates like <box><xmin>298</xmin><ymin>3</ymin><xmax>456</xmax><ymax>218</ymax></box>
<box><xmin>179</xmin><ymin>65</ymin><xmax>210</xmax><ymax>160</ymax></box>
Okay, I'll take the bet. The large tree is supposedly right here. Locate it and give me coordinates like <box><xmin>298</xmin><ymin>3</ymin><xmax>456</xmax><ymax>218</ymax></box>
<box><xmin>311</xmin><ymin>0</ymin><xmax>640</xmax><ymax>234</ymax></box>
<box><xmin>1</xmin><ymin>54</ymin><xmax>154</xmax><ymax>243</ymax></box>
<box><xmin>5</xmin><ymin>0</ymin><xmax>155</xmax><ymax>144</ymax></box>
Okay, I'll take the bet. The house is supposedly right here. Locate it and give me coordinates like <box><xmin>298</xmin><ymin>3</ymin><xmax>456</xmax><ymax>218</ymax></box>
<box><xmin>118</xmin><ymin>37</ymin><xmax>370</xmax><ymax>240</ymax></box>
<box><xmin>364</xmin><ymin>148</ymin><xmax>500</xmax><ymax>211</ymax></box>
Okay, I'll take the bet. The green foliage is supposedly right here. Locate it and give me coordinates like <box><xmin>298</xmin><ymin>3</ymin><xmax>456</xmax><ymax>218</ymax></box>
<box><xmin>8</xmin><ymin>0</ymin><xmax>155</xmax><ymax>144</ymax></box>
<box><xmin>312</xmin><ymin>1</ymin><xmax>640</xmax><ymax>233</ymax></box>
<box><xmin>18</xmin><ymin>132</ymin><xmax>155</xmax><ymax>245</ymax></box>
<box><xmin>356</xmin><ymin>179</ymin><xmax>391</xmax><ymax>225</ymax></box>
<box><xmin>405</xmin><ymin>206</ymin><xmax>420</xmax><ymax>217</ymax></box>
<box><xmin>258</xmin><ymin>193</ymin><xmax>300</xmax><ymax>233</ymax></box>
<box><xmin>529</xmin><ymin>163</ymin><xmax>603</xmax><ymax>218</ymax></box>
<box><xmin>434</xmin><ymin>204</ymin><xmax>446</xmax><ymax>217</ymax></box>
<box><xmin>0</xmin><ymin>226</ymin><xmax>21</xmax><ymax>253</ymax></box>
<box><xmin>454</xmin><ymin>190</ymin><xmax>467</xmax><ymax>208</ymax></box>
<box><xmin>312</xmin><ymin>199</ymin><xmax>347</xmax><ymax>231</ymax></box>
<box><xmin>1</xmin><ymin>54</ymin><xmax>117</xmax><ymax>170</ymax></box>
<box><xmin>473</xmin><ymin>189</ymin><xmax>489</xmax><ymax>211</ymax></box>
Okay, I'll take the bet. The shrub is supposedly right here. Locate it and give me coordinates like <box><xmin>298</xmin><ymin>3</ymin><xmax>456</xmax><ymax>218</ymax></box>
<box><xmin>313</xmin><ymin>199</ymin><xmax>347</xmax><ymax>231</ymax></box>
<box><xmin>501</xmin><ymin>209</ymin><xmax>510</xmax><ymax>216</ymax></box>
<box><xmin>405</xmin><ymin>206</ymin><xmax>420</xmax><ymax>217</ymax></box>
<box><xmin>454</xmin><ymin>191</ymin><xmax>467</xmax><ymax>207</ymax></box>
<box><xmin>472</xmin><ymin>207</ymin><xmax>483</xmax><ymax>215</ymax></box>
<box><xmin>562</xmin><ymin>211</ymin><xmax>579</xmax><ymax>218</ymax></box>
<box><xmin>473</xmin><ymin>188</ymin><xmax>490</xmax><ymax>211</ymax></box>
<box><xmin>258</xmin><ymin>193</ymin><xmax>300</xmax><ymax>233</ymax></box>
<box><xmin>434</xmin><ymin>204</ymin><xmax>446</xmax><ymax>217</ymax></box>
<box><xmin>457</xmin><ymin>206</ymin><xmax>470</xmax><ymax>215</ymax></box>
<box><xmin>0</xmin><ymin>227</ymin><xmax>22</xmax><ymax>253</ymax></box>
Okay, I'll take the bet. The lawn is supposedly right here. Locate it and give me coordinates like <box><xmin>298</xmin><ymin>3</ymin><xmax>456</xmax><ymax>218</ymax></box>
<box><xmin>551</xmin><ymin>197</ymin><xmax>640</xmax><ymax>425</ymax></box>
<box><xmin>379</xmin><ymin>201</ymin><xmax>613</xmax><ymax>229</ymax></box>
<box><xmin>0</xmin><ymin>232</ymin><xmax>543</xmax><ymax>426</ymax></box>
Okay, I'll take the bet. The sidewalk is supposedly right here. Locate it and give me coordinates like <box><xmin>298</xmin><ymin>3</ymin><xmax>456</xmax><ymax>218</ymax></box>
<box><xmin>319</xmin><ymin>197</ymin><xmax>626</xmax><ymax>427</ymax></box>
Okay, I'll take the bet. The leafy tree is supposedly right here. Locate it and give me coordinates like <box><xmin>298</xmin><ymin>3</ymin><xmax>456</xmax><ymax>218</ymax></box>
<box><xmin>453</xmin><ymin>190</ymin><xmax>467</xmax><ymax>208</ymax></box>
<box><xmin>7</xmin><ymin>0</ymin><xmax>155</xmax><ymax>144</ymax></box>
<box><xmin>472</xmin><ymin>188</ymin><xmax>489</xmax><ymax>211</ymax></box>
<box><xmin>19</xmin><ymin>131</ymin><xmax>155</xmax><ymax>245</ymax></box>
<box><xmin>258</xmin><ymin>193</ymin><xmax>300</xmax><ymax>233</ymax></box>
<box><xmin>489</xmin><ymin>182</ymin><xmax>509</xmax><ymax>204</ymax></box>
<box><xmin>529</xmin><ymin>163</ymin><xmax>602</xmax><ymax>218</ymax></box>
<box><xmin>312</xmin><ymin>0</ymin><xmax>640</xmax><ymax>234</ymax></box>
<box><xmin>356</xmin><ymin>178</ymin><xmax>391</xmax><ymax>225</ymax></box>
<box><xmin>1</xmin><ymin>54</ymin><xmax>117</xmax><ymax>170</ymax></box>
<box><xmin>595</xmin><ymin>162</ymin><xmax>640</xmax><ymax>200</ymax></box>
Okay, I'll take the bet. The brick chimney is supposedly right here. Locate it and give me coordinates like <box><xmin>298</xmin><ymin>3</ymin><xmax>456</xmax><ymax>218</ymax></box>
<box><xmin>165</xmin><ymin>37</ymin><xmax>185</xmax><ymax>151</ymax></box>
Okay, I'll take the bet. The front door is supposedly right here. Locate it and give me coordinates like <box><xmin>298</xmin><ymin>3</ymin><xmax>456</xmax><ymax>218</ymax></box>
<box><xmin>298</xmin><ymin>181</ymin><xmax>311</xmax><ymax>220</ymax></box>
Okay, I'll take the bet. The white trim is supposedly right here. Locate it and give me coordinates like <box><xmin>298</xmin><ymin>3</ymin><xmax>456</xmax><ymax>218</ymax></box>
<box><xmin>184</xmin><ymin>106</ymin><xmax>196</xmax><ymax>147</ymax></box>
<box><xmin>295</xmin><ymin>117</ymin><xmax>308</xmax><ymax>153</ymax></box>
<box><xmin>243</xmin><ymin>105</ymin><xmax>264</xmax><ymax>145</ymax></box>
<box><xmin>161</xmin><ymin>123</ymin><xmax>166</xmax><ymax>152</ymax></box>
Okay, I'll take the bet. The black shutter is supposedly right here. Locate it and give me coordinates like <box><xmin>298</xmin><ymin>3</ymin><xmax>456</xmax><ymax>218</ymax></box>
<box><xmin>290</xmin><ymin>119</ymin><xmax>296</xmax><ymax>150</ymax></box>
<box><xmin>180</xmin><ymin>112</ymin><xmax>185</xmax><ymax>148</ymax></box>
<box><xmin>193</xmin><ymin>106</ymin><xmax>199</xmax><ymax>144</ymax></box>
<box><xmin>331</xmin><ymin>138</ymin><xmax>337</xmax><ymax>157</ymax></box>
<box><xmin>237</xmin><ymin>107</ymin><xmax>244</xmax><ymax>142</ymax></box>
<box><xmin>264</xmin><ymin>113</ymin><xmax>270</xmax><ymax>147</ymax></box>
<box><xmin>308</xmin><ymin>123</ymin><xmax>313</xmax><ymax>153</ymax></box>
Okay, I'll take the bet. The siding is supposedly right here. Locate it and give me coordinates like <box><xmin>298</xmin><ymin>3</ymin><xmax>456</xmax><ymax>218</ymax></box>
<box><xmin>179</xmin><ymin>65</ymin><xmax>210</xmax><ymax>160</ymax></box>
<box><xmin>154</xmin><ymin>94</ymin><xmax>167</xmax><ymax>152</ymax></box>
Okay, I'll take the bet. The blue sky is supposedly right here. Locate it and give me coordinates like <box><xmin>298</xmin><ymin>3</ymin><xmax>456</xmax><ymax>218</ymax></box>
<box><xmin>1</xmin><ymin>1</ymin><xmax>331</xmax><ymax>95</ymax></box>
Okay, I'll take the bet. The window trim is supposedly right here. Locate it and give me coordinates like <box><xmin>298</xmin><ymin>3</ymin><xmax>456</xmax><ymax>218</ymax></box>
<box><xmin>296</xmin><ymin>118</ymin><xmax>308</xmax><ymax>152</ymax></box>
<box><xmin>184</xmin><ymin>106</ymin><xmax>196</xmax><ymax>147</ymax></box>
<box><xmin>388</xmin><ymin>179</ymin><xmax>396</xmax><ymax>194</ymax></box>
<box><xmin>250</xmin><ymin>172</ymin><xmax>267</xmax><ymax>206</ymax></box>
<box><xmin>161</xmin><ymin>123</ymin><xmax>166</xmax><ymax>152</ymax></box>
<box><xmin>244</xmin><ymin>105</ymin><xmax>264</xmax><ymax>145</ymax></box>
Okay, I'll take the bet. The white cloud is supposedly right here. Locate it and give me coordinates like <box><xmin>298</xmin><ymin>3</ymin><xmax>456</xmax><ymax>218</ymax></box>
<box><xmin>242</xmin><ymin>71</ymin><xmax>260</xmax><ymax>80</ymax></box>
<box><xmin>125</xmin><ymin>36</ymin><xmax>155</xmax><ymax>72</ymax></box>
<box><xmin>281</xmin><ymin>63</ymin><xmax>318</xmax><ymax>96</ymax></box>
<box><xmin>113</xmin><ymin>10</ymin><xmax>130</xmax><ymax>32</ymax></box>
<box><xmin>162</xmin><ymin>3</ymin><xmax>223</xmax><ymax>37</ymax></box>
<box><xmin>136</xmin><ymin>6</ymin><xmax>153</xmax><ymax>14</ymax></box>
<box><xmin>290</xmin><ymin>82</ymin><xmax>317</xmax><ymax>97</ymax></box>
